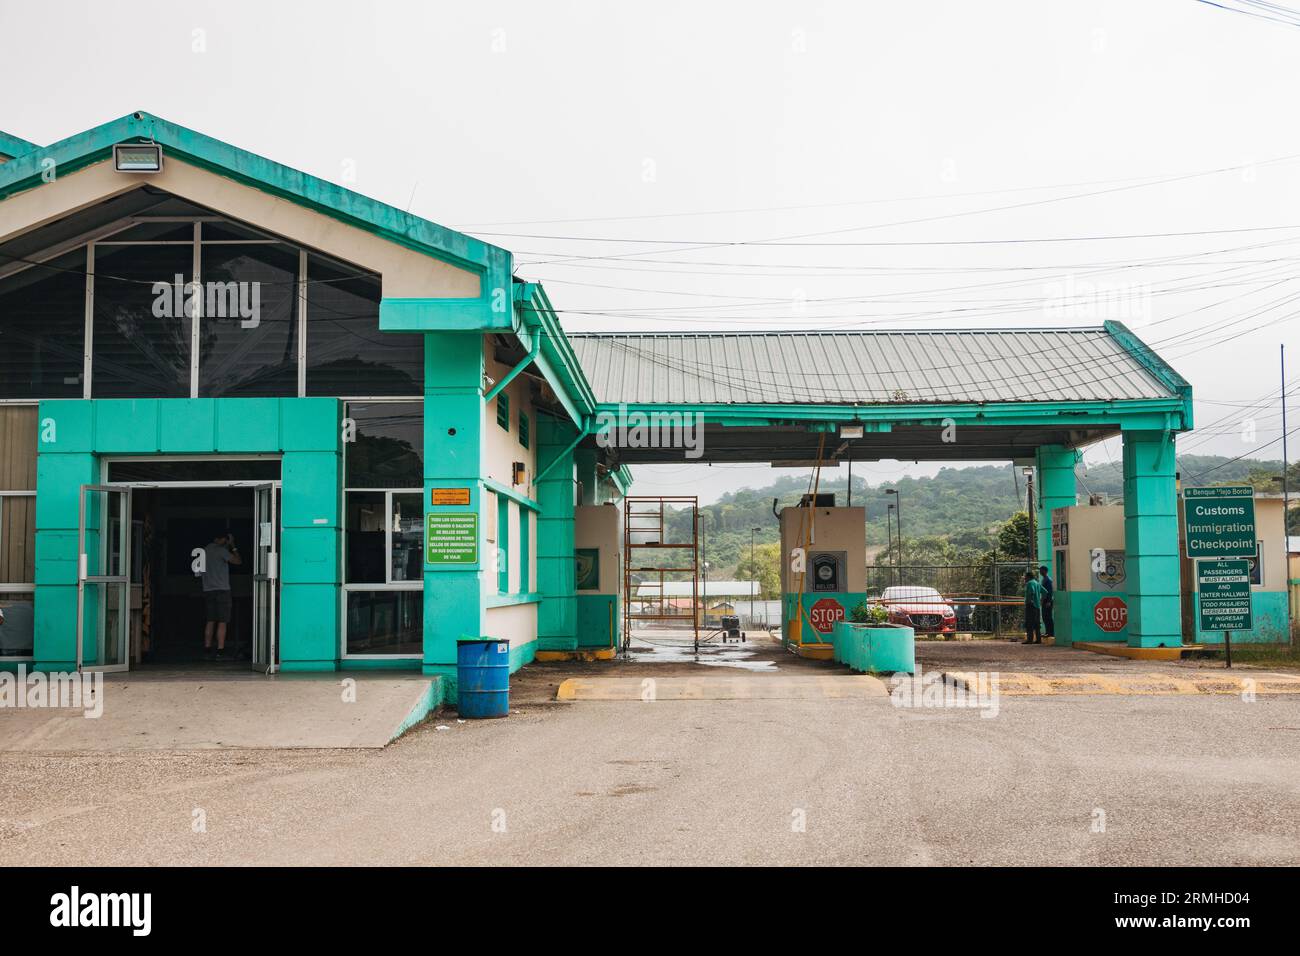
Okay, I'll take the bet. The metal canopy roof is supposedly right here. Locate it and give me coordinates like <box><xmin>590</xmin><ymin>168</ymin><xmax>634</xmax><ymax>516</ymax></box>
<box><xmin>568</xmin><ymin>328</ymin><xmax>1178</xmax><ymax>406</ymax></box>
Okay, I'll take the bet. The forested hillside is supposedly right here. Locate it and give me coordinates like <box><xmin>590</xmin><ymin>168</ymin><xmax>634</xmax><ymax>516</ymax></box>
<box><xmin>658</xmin><ymin>454</ymin><xmax>1289</xmax><ymax>577</ymax></box>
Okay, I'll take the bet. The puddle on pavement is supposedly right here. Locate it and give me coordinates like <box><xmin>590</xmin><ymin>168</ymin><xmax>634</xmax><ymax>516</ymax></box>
<box><xmin>622</xmin><ymin>632</ymin><xmax>779</xmax><ymax>671</ymax></box>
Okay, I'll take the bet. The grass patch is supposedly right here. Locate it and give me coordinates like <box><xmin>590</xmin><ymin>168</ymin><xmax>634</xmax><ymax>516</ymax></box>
<box><xmin>1201</xmin><ymin>642</ymin><xmax>1300</xmax><ymax>669</ymax></box>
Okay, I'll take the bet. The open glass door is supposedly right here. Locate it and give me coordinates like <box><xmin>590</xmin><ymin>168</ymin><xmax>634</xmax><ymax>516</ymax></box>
<box><xmin>252</xmin><ymin>482</ymin><xmax>280</xmax><ymax>674</ymax></box>
<box><xmin>77</xmin><ymin>485</ymin><xmax>130</xmax><ymax>672</ymax></box>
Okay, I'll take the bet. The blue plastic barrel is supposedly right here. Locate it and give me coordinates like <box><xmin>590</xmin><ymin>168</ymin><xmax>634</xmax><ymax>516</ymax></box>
<box><xmin>457</xmin><ymin>639</ymin><xmax>510</xmax><ymax>718</ymax></box>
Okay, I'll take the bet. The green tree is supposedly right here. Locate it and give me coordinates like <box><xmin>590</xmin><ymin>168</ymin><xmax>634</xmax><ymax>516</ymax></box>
<box><xmin>997</xmin><ymin>511</ymin><xmax>1033</xmax><ymax>559</ymax></box>
<box><xmin>735</xmin><ymin>541</ymin><xmax>780</xmax><ymax>598</ymax></box>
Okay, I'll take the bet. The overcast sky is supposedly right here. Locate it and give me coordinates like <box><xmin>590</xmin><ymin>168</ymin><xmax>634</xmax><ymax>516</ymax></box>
<box><xmin>4</xmin><ymin>0</ymin><xmax>1299</xmax><ymax>503</ymax></box>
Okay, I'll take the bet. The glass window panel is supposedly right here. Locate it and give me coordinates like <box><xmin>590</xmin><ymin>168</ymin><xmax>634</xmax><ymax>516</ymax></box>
<box><xmin>391</xmin><ymin>493</ymin><xmax>423</xmax><ymax>583</ymax></box>
<box><xmin>305</xmin><ymin>255</ymin><xmax>422</xmax><ymax>396</ymax></box>
<box><xmin>0</xmin><ymin>592</ymin><xmax>35</xmax><ymax>657</ymax></box>
<box><xmin>346</xmin><ymin>590</ymin><xmax>422</xmax><ymax>656</ymax></box>
<box><xmin>497</xmin><ymin>494</ymin><xmax>510</xmax><ymax>593</ymax></box>
<box><xmin>91</xmin><ymin>243</ymin><xmax>193</xmax><ymax>398</ymax></box>
<box><xmin>346</xmin><ymin>491</ymin><xmax>386</xmax><ymax>584</ymax></box>
<box><xmin>199</xmin><ymin>243</ymin><xmax>299</xmax><ymax>397</ymax></box>
<box><xmin>99</xmin><ymin>221</ymin><xmax>196</xmax><ymax>242</ymax></box>
<box><xmin>0</xmin><ymin>406</ymin><xmax>37</xmax><ymax>491</ymax></box>
<box><xmin>345</xmin><ymin>401</ymin><xmax>423</xmax><ymax>488</ymax></box>
<box><xmin>0</xmin><ymin>250</ymin><xmax>86</xmax><ymax>399</ymax></box>
<box><xmin>201</xmin><ymin>221</ymin><xmax>276</xmax><ymax>242</ymax></box>
<box><xmin>1</xmin><ymin>497</ymin><xmax>36</xmax><ymax>584</ymax></box>
<box><xmin>105</xmin><ymin>459</ymin><xmax>281</xmax><ymax>482</ymax></box>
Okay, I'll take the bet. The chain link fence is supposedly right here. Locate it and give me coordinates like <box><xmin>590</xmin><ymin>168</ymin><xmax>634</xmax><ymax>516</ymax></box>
<box><xmin>865</xmin><ymin>562</ymin><xmax>1035</xmax><ymax>636</ymax></box>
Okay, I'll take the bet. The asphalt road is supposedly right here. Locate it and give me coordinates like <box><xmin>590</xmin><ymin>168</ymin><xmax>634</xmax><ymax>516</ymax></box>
<box><xmin>2</xmin><ymin>689</ymin><xmax>1298</xmax><ymax>865</ymax></box>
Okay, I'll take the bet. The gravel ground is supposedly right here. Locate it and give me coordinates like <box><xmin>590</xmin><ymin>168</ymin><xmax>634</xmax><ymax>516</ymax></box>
<box><xmin>2</xmin><ymin>684</ymin><xmax>1297</xmax><ymax>866</ymax></box>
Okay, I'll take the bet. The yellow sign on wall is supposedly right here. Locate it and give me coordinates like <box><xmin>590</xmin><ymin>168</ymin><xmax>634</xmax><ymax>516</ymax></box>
<box><xmin>431</xmin><ymin>488</ymin><xmax>471</xmax><ymax>506</ymax></box>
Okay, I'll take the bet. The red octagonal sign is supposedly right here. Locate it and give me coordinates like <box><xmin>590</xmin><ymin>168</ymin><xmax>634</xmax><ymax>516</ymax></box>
<box><xmin>809</xmin><ymin>598</ymin><xmax>845</xmax><ymax>633</ymax></box>
<box><xmin>1094</xmin><ymin>596</ymin><xmax>1128</xmax><ymax>633</ymax></box>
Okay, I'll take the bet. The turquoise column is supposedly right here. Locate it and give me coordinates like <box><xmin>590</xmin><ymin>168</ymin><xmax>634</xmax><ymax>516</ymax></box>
<box><xmin>422</xmin><ymin>332</ymin><xmax>487</xmax><ymax>686</ymax></box>
<box><xmin>277</xmin><ymin>398</ymin><xmax>342</xmax><ymax>671</ymax></box>
<box><xmin>575</xmin><ymin>448</ymin><xmax>598</xmax><ymax>506</ymax></box>
<box><xmin>1122</xmin><ymin>430</ymin><xmax>1181</xmax><ymax>648</ymax></box>
<box><xmin>1035</xmin><ymin>444</ymin><xmax>1079</xmax><ymax>576</ymax></box>
<box><xmin>536</xmin><ymin>413</ymin><xmax>578</xmax><ymax>651</ymax></box>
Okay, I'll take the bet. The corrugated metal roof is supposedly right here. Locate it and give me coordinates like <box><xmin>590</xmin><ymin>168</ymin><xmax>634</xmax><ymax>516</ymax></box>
<box><xmin>566</xmin><ymin>329</ymin><xmax>1175</xmax><ymax>405</ymax></box>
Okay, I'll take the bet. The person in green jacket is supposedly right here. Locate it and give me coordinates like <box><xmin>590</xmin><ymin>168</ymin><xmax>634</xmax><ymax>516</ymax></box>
<box><xmin>1022</xmin><ymin>570</ymin><xmax>1045</xmax><ymax>645</ymax></box>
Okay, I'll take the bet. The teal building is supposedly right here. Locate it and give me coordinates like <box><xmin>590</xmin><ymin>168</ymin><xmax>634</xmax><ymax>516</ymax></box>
<box><xmin>0</xmin><ymin>114</ymin><xmax>1209</xmax><ymax>701</ymax></box>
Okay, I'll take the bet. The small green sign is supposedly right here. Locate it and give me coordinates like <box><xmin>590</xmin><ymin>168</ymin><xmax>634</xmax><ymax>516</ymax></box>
<box><xmin>1196</xmin><ymin>558</ymin><xmax>1252</xmax><ymax>632</ymax></box>
<box><xmin>426</xmin><ymin>512</ymin><xmax>478</xmax><ymax>565</ymax></box>
<box><xmin>1182</xmin><ymin>485</ymin><xmax>1256</xmax><ymax>559</ymax></box>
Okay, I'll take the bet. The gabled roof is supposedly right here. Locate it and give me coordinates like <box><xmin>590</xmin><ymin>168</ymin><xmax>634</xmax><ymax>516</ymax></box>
<box><xmin>569</xmin><ymin>323</ymin><xmax>1189</xmax><ymax>406</ymax></box>
<box><xmin>0</xmin><ymin>111</ymin><xmax>507</xmax><ymax>277</ymax></box>
<box><xmin>0</xmin><ymin>130</ymin><xmax>38</xmax><ymax>161</ymax></box>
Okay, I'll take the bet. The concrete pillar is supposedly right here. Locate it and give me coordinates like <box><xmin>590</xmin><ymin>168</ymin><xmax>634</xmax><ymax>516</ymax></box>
<box><xmin>575</xmin><ymin>447</ymin><xmax>598</xmax><ymax>506</ymax></box>
<box><xmin>1122</xmin><ymin>430</ymin><xmax>1182</xmax><ymax>648</ymax></box>
<box><xmin>422</xmin><ymin>333</ymin><xmax>487</xmax><ymax>684</ymax></box>
<box><xmin>536</xmin><ymin>413</ymin><xmax>578</xmax><ymax>651</ymax></box>
<box><xmin>1035</xmin><ymin>444</ymin><xmax>1079</xmax><ymax>577</ymax></box>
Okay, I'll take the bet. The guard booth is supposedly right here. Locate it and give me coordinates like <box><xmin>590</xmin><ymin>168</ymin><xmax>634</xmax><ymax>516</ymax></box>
<box><xmin>1050</xmin><ymin>503</ymin><xmax>1129</xmax><ymax>645</ymax></box>
<box><xmin>1178</xmin><ymin>493</ymin><xmax>1289</xmax><ymax>644</ymax></box>
<box><xmin>778</xmin><ymin>495</ymin><xmax>866</xmax><ymax>658</ymax></box>
<box><xmin>1053</xmin><ymin>494</ymin><xmax>1290</xmax><ymax>646</ymax></box>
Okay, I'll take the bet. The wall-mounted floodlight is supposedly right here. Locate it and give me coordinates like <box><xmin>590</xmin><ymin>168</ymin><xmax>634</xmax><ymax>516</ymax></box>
<box><xmin>113</xmin><ymin>143</ymin><xmax>163</xmax><ymax>173</ymax></box>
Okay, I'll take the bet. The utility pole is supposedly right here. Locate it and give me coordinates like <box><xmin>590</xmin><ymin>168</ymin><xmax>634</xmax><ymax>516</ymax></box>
<box><xmin>886</xmin><ymin>503</ymin><xmax>896</xmax><ymax>586</ymax></box>
<box><xmin>750</xmin><ymin>526</ymin><xmax>760</xmax><ymax>623</ymax></box>
<box><xmin>886</xmin><ymin>488</ymin><xmax>902</xmax><ymax>580</ymax></box>
<box><xmin>1283</xmin><ymin>344</ymin><xmax>1293</xmax><ymax>643</ymax></box>
<box><xmin>1024</xmin><ymin>466</ymin><xmax>1035</xmax><ymax>570</ymax></box>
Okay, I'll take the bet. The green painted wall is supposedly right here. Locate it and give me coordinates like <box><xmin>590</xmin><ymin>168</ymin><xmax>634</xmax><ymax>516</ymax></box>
<box><xmin>1193</xmin><ymin>590</ymin><xmax>1288</xmax><ymax>644</ymax></box>
<box><xmin>1053</xmin><ymin>590</ymin><xmax>1130</xmax><ymax>645</ymax></box>
<box><xmin>421</xmin><ymin>332</ymin><xmax>488</xmax><ymax>691</ymax></box>
<box><xmin>576</xmin><ymin>593</ymin><xmax>619</xmax><ymax>649</ymax></box>
<box><xmin>575</xmin><ymin>448</ymin><xmax>598</xmax><ymax>506</ymax></box>
<box><xmin>1122</xmin><ymin>431</ymin><xmax>1182</xmax><ymax>648</ymax></box>
<box><xmin>536</xmin><ymin>413</ymin><xmax>578</xmax><ymax>652</ymax></box>
<box><xmin>782</xmin><ymin>591</ymin><xmax>863</xmax><ymax>644</ymax></box>
<box><xmin>33</xmin><ymin>398</ymin><xmax>341</xmax><ymax>672</ymax></box>
<box><xmin>1035</xmin><ymin>444</ymin><xmax>1078</xmax><ymax>577</ymax></box>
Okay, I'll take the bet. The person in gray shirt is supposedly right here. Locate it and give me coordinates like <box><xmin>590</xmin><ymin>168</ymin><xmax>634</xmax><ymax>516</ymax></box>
<box><xmin>200</xmin><ymin>532</ymin><xmax>242</xmax><ymax>661</ymax></box>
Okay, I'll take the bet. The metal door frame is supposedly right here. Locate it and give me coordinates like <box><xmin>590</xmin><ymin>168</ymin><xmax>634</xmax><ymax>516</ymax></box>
<box><xmin>76</xmin><ymin>484</ymin><xmax>130</xmax><ymax>672</ymax></box>
<box><xmin>251</xmin><ymin>482</ymin><xmax>280</xmax><ymax>675</ymax></box>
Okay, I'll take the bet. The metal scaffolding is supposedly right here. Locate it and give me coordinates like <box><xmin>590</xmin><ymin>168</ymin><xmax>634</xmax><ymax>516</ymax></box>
<box><xmin>622</xmin><ymin>496</ymin><xmax>700</xmax><ymax>654</ymax></box>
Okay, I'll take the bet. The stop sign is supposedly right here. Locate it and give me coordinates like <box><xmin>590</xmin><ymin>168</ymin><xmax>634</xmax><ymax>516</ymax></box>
<box><xmin>809</xmin><ymin>598</ymin><xmax>845</xmax><ymax>633</ymax></box>
<box><xmin>1094</xmin><ymin>596</ymin><xmax>1127</xmax><ymax>633</ymax></box>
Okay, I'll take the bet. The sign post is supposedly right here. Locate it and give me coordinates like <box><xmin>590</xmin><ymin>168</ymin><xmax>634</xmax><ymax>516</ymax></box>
<box><xmin>1184</xmin><ymin>486</ymin><xmax>1256</xmax><ymax>669</ymax></box>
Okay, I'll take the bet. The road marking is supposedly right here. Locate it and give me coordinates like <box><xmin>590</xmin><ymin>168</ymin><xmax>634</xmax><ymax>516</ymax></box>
<box><xmin>944</xmin><ymin>671</ymin><xmax>1300</xmax><ymax>696</ymax></box>
<box><xmin>556</xmin><ymin>675</ymin><xmax>890</xmax><ymax>701</ymax></box>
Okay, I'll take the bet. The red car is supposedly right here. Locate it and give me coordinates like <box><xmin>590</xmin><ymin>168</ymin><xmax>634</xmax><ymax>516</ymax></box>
<box><xmin>878</xmin><ymin>586</ymin><xmax>956</xmax><ymax>635</ymax></box>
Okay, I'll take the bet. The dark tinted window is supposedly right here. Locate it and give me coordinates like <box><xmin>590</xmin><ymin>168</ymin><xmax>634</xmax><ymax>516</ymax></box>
<box><xmin>0</xmin><ymin>251</ymin><xmax>86</xmax><ymax>399</ymax></box>
<box><xmin>199</xmin><ymin>244</ymin><xmax>299</xmax><ymax>397</ymax></box>
<box><xmin>345</xmin><ymin>491</ymin><xmax>386</xmax><ymax>584</ymax></box>
<box><xmin>345</xmin><ymin>401</ymin><xmax>423</xmax><ymax>488</ymax></box>
<box><xmin>305</xmin><ymin>255</ymin><xmax>422</xmax><ymax>396</ymax></box>
<box><xmin>106</xmin><ymin>459</ymin><xmax>281</xmax><ymax>482</ymax></box>
<box><xmin>346</xmin><ymin>590</ymin><xmax>422</xmax><ymax>655</ymax></box>
<box><xmin>91</xmin><ymin>244</ymin><xmax>192</xmax><ymax>398</ymax></box>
